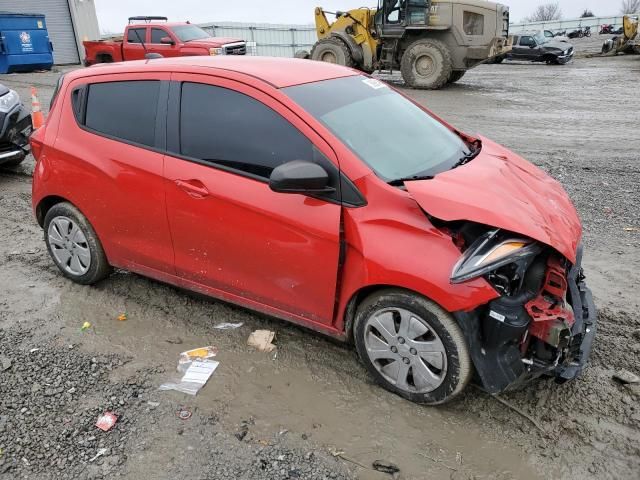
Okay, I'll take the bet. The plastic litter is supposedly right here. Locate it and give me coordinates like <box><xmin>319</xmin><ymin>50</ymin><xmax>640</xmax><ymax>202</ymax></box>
<box><xmin>213</xmin><ymin>322</ymin><xmax>243</xmax><ymax>330</ymax></box>
<box><xmin>81</xmin><ymin>321</ymin><xmax>92</xmax><ymax>332</ymax></box>
<box><xmin>117</xmin><ymin>313</ymin><xmax>127</xmax><ymax>321</ymax></box>
<box><xmin>247</xmin><ymin>330</ymin><xmax>277</xmax><ymax>353</ymax></box>
<box><xmin>95</xmin><ymin>411</ymin><xmax>118</xmax><ymax>432</ymax></box>
<box><xmin>159</xmin><ymin>346</ymin><xmax>219</xmax><ymax>395</ymax></box>
<box><xmin>613</xmin><ymin>370</ymin><xmax>640</xmax><ymax>385</ymax></box>
<box><xmin>176</xmin><ymin>407</ymin><xmax>192</xmax><ymax>420</ymax></box>
<box><xmin>89</xmin><ymin>448</ymin><xmax>108</xmax><ymax>462</ymax></box>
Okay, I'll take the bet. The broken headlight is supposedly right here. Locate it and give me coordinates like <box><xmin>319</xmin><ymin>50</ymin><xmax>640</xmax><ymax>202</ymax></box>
<box><xmin>451</xmin><ymin>229</ymin><xmax>541</xmax><ymax>284</ymax></box>
<box><xmin>0</xmin><ymin>89</ymin><xmax>19</xmax><ymax>113</ymax></box>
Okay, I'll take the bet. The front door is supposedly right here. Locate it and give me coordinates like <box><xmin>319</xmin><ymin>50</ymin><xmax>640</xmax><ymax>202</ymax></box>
<box><xmin>163</xmin><ymin>75</ymin><xmax>342</xmax><ymax>326</ymax></box>
<box><xmin>149</xmin><ymin>28</ymin><xmax>181</xmax><ymax>57</ymax></box>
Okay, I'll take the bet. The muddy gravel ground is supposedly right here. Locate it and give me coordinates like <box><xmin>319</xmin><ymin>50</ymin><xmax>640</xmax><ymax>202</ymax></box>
<box><xmin>1</xmin><ymin>48</ymin><xmax>639</xmax><ymax>480</ymax></box>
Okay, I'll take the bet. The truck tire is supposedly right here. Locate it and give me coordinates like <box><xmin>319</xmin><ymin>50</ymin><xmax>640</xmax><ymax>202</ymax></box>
<box><xmin>96</xmin><ymin>53</ymin><xmax>113</xmax><ymax>64</ymax></box>
<box><xmin>295</xmin><ymin>50</ymin><xmax>310</xmax><ymax>59</ymax></box>
<box><xmin>310</xmin><ymin>38</ymin><xmax>354</xmax><ymax>67</ymax></box>
<box><xmin>491</xmin><ymin>55</ymin><xmax>505</xmax><ymax>64</ymax></box>
<box><xmin>400</xmin><ymin>38</ymin><xmax>453</xmax><ymax>90</ymax></box>
<box><xmin>448</xmin><ymin>70</ymin><xmax>465</xmax><ymax>84</ymax></box>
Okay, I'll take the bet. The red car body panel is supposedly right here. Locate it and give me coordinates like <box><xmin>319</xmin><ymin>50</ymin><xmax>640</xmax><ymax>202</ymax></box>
<box><xmin>404</xmin><ymin>136</ymin><xmax>582</xmax><ymax>263</ymax></box>
<box><xmin>31</xmin><ymin>57</ymin><xmax>581</xmax><ymax>343</ymax></box>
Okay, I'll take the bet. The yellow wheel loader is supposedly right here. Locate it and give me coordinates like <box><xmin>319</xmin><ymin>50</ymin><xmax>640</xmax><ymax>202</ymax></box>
<box><xmin>300</xmin><ymin>0</ymin><xmax>511</xmax><ymax>90</ymax></box>
<box><xmin>601</xmin><ymin>15</ymin><xmax>639</xmax><ymax>55</ymax></box>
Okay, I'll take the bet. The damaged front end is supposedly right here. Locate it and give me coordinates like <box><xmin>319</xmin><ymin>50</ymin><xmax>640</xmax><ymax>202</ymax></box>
<box><xmin>448</xmin><ymin>226</ymin><xmax>597</xmax><ymax>394</ymax></box>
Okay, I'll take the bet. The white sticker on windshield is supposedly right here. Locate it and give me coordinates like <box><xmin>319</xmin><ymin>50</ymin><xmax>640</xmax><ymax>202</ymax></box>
<box><xmin>362</xmin><ymin>78</ymin><xmax>387</xmax><ymax>90</ymax></box>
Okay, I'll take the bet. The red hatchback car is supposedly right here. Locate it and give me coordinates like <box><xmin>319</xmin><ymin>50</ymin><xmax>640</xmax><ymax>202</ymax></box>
<box><xmin>30</xmin><ymin>56</ymin><xmax>596</xmax><ymax>404</ymax></box>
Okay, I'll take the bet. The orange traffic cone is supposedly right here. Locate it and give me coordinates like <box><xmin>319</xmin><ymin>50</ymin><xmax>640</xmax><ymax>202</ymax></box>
<box><xmin>31</xmin><ymin>87</ymin><xmax>45</xmax><ymax>129</ymax></box>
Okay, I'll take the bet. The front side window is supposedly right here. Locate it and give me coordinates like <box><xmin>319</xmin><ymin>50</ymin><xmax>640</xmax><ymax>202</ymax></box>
<box><xmin>127</xmin><ymin>28</ymin><xmax>146</xmax><ymax>44</ymax></box>
<box><xmin>84</xmin><ymin>81</ymin><xmax>160</xmax><ymax>147</ymax></box>
<box><xmin>284</xmin><ymin>76</ymin><xmax>472</xmax><ymax>182</ymax></box>
<box><xmin>179</xmin><ymin>83</ymin><xmax>314</xmax><ymax>179</ymax></box>
<box><xmin>151</xmin><ymin>28</ymin><xmax>169</xmax><ymax>44</ymax></box>
<box><xmin>171</xmin><ymin>25</ymin><xmax>210</xmax><ymax>42</ymax></box>
<box><xmin>520</xmin><ymin>36</ymin><xmax>535</xmax><ymax>47</ymax></box>
<box><xmin>463</xmin><ymin>11</ymin><xmax>484</xmax><ymax>35</ymax></box>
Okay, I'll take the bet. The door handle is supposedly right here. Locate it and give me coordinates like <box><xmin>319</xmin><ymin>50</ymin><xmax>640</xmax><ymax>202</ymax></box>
<box><xmin>174</xmin><ymin>179</ymin><xmax>210</xmax><ymax>199</ymax></box>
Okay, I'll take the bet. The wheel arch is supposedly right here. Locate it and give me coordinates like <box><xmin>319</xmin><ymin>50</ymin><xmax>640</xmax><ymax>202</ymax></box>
<box><xmin>329</xmin><ymin>32</ymin><xmax>365</xmax><ymax>65</ymax></box>
<box><xmin>36</xmin><ymin>195</ymin><xmax>69</xmax><ymax>227</ymax></box>
<box><xmin>342</xmin><ymin>284</ymin><xmax>451</xmax><ymax>344</ymax></box>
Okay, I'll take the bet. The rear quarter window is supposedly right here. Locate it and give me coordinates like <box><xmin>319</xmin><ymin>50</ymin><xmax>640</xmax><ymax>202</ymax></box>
<box><xmin>84</xmin><ymin>80</ymin><xmax>160</xmax><ymax>147</ymax></box>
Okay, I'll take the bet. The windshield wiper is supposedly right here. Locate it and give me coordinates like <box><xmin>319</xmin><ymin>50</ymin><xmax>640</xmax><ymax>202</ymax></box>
<box><xmin>388</xmin><ymin>174</ymin><xmax>434</xmax><ymax>187</ymax></box>
<box><xmin>452</xmin><ymin>146</ymin><xmax>481</xmax><ymax>169</ymax></box>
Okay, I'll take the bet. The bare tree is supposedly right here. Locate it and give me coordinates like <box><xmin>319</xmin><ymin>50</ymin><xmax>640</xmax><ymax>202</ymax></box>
<box><xmin>580</xmin><ymin>9</ymin><xmax>595</xmax><ymax>18</ymax></box>
<box><xmin>525</xmin><ymin>3</ymin><xmax>563</xmax><ymax>22</ymax></box>
<box><xmin>620</xmin><ymin>0</ymin><xmax>640</xmax><ymax>14</ymax></box>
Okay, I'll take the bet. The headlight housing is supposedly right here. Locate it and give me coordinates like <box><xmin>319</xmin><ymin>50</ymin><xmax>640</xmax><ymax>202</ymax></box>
<box><xmin>451</xmin><ymin>229</ymin><xmax>541</xmax><ymax>283</ymax></box>
<box><xmin>209</xmin><ymin>47</ymin><xmax>224</xmax><ymax>56</ymax></box>
<box><xmin>0</xmin><ymin>89</ymin><xmax>20</xmax><ymax>113</ymax></box>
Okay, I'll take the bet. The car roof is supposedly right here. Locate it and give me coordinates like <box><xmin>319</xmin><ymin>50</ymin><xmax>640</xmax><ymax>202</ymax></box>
<box><xmin>74</xmin><ymin>56</ymin><xmax>361</xmax><ymax>89</ymax></box>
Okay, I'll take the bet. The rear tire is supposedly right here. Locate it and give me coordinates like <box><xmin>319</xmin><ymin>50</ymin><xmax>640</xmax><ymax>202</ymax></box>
<box><xmin>44</xmin><ymin>202</ymin><xmax>112</xmax><ymax>285</ymax></box>
<box><xmin>492</xmin><ymin>55</ymin><xmax>505</xmax><ymax>64</ymax></box>
<box><xmin>294</xmin><ymin>50</ymin><xmax>310</xmax><ymax>59</ymax></box>
<box><xmin>448</xmin><ymin>70</ymin><xmax>466</xmax><ymax>84</ymax></box>
<box><xmin>310</xmin><ymin>38</ymin><xmax>354</xmax><ymax>67</ymax></box>
<box><xmin>400</xmin><ymin>38</ymin><xmax>453</xmax><ymax>90</ymax></box>
<box><xmin>353</xmin><ymin>289</ymin><xmax>472</xmax><ymax>405</ymax></box>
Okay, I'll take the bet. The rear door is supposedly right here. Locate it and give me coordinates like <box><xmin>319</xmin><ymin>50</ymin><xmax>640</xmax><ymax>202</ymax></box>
<box><xmin>57</xmin><ymin>73</ymin><xmax>175</xmax><ymax>276</ymax></box>
<box><xmin>163</xmin><ymin>74</ymin><xmax>342</xmax><ymax>326</ymax></box>
<box><xmin>123</xmin><ymin>27</ymin><xmax>148</xmax><ymax>60</ymax></box>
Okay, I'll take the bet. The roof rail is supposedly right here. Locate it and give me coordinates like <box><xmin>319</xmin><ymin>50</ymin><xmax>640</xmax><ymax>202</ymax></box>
<box><xmin>128</xmin><ymin>16</ymin><xmax>168</xmax><ymax>24</ymax></box>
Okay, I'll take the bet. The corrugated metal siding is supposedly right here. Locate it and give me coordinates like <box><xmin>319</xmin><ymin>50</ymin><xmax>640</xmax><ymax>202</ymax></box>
<box><xmin>199</xmin><ymin>21</ymin><xmax>317</xmax><ymax>57</ymax></box>
<box><xmin>0</xmin><ymin>0</ymin><xmax>79</xmax><ymax>64</ymax></box>
<box><xmin>511</xmin><ymin>16</ymin><xmax>625</xmax><ymax>33</ymax></box>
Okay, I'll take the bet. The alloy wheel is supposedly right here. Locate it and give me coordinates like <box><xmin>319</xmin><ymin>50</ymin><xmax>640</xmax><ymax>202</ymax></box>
<box><xmin>48</xmin><ymin>216</ymin><xmax>92</xmax><ymax>276</ymax></box>
<box><xmin>363</xmin><ymin>307</ymin><xmax>447</xmax><ymax>393</ymax></box>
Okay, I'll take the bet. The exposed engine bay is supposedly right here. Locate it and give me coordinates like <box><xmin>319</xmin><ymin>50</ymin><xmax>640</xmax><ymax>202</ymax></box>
<box><xmin>443</xmin><ymin>221</ymin><xmax>597</xmax><ymax>394</ymax></box>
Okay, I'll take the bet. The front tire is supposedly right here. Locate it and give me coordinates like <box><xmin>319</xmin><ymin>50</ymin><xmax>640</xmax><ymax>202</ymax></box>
<box><xmin>448</xmin><ymin>70</ymin><xmax>466</xmax><ymax>84</ymax></box>
<box><xmin>310</xmin><ymin>38</ymin><xmax>354</xmax><ymax>67</ymax></box>
<box><xmin>400</xmin><ymin>38</ymin><xmax>453</xmax><ymax>90</ymax></box>
<box><xmin>354</xmin><ymin>289</ymin><xmax>472</xmax><ymax>405</ymax></box>
<box><xmin>44</xmin><ymin>202</ymin><xmax>112</xmax><ymax>285</ymax></box>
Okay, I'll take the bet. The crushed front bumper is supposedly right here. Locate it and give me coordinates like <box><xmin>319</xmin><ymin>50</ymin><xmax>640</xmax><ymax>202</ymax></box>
<box><xmin>454</xmin><ymin>245</ymin><xmax>597</xmax><ymax>394</ymax></box>
<box><xmin>0</xmin><ymin>103</ymin><xmax>32</xmax><ymax>166</ymax></box>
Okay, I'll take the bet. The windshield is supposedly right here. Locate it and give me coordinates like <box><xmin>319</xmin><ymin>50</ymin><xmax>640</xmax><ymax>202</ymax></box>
<box><xmin>284</xmin><ymin>76</ymin><xmax>471</xmax><ymax>181</ymax></box>
<box><xmin>172</xmin><ymin>25</ymin><xmax>210</xmax><ymax>42</ymax></box>
<box><xmin>534</xmin><ymin>32</ymin><xmax>547</xmax><ymax>44</ymax></box>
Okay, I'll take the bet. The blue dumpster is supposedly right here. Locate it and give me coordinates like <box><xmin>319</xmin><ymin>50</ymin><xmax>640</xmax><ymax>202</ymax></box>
<box><xmin>0</xmin><ymin>12</ymin><xmax>54</xmax><ymax>74</ymax></box>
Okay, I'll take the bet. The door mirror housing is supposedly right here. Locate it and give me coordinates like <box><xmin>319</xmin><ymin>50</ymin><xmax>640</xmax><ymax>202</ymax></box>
<box><xmin>160</xmin><ymin>36</ymin><xmax>175</xmax><ymax>45</ymax></box>
<box><xmin>269</xmin><ymin>160</ymin><xmax>334</xmax><ymax>194</ymax></box>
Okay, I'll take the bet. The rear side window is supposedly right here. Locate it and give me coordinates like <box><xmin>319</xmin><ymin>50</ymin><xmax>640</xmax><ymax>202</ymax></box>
<box><xmin>463</xmin><ymin>11</ymin><xmax>484</xmax><ymax>35</ymax></box>
<box><xmin>84</xmin><ymin>81</ymin><xmax>160</xmax><ymax>147</ymax></box>
<box><xmin>179</xmin><ymin>82</ymin><xmax>313</xmax><ymax>179</ymax></box>
<box><xmin>127</xmin><ymin>28</ymin><xmax>146</xmax><ymax>43</ymax></box>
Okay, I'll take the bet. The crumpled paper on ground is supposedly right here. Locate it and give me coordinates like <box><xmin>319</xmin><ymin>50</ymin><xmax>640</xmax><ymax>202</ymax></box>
<box><xmin>247</xmin><ymin>330</ymin><xmax>276</xmax><ymax>353</ymax></box>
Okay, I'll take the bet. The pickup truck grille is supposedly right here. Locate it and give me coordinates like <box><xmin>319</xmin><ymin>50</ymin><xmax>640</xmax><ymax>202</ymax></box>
<box><xmin>224</xmin><ymin>43</ymin><xmax>247</xmax><ymax>55</ymax></box>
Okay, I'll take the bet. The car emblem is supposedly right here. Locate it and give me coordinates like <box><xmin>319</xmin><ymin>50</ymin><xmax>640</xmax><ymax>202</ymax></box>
<box><xmin>20</xmin><ymin>31</ymin><xmax>31</xmax><ymax>44</ymax></box>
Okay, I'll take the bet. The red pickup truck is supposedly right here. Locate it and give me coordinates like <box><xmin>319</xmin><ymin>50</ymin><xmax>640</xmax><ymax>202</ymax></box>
<box><xmin>83</xmin><ymin>16</ymin><xmax>246</xmax><ymax>66</ymax></box>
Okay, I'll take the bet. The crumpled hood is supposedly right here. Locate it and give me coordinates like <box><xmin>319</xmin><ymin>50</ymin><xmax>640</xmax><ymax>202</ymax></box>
<box><xmin>188</xmin><ymin>37</ymin><xmax>244</xmax><ymax>48</ymax></box>
<box><xmin>542</xmin><ymin>40</ymin><xmax>571</xmax><ymax>51</ymax></box>
<box><xmin>405</xmin><ymin>136</ymin><xmax>582</xmax><ymax>263</ymax></box>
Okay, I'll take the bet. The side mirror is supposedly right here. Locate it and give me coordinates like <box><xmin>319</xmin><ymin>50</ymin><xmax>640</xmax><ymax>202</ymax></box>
<box><xmin>160</xmin><ymin>36</ymin><xmax>175</xmax><ymax>45</ymax></box>
<box><xmin>269</xmin><ymin>160</ymin><xmax>334</xmax><ymax>194</ymax></box>
<box><xmin>529</xmin><ymin>43</ymin><xmax>536</xmax><ymax>48</ymax></box>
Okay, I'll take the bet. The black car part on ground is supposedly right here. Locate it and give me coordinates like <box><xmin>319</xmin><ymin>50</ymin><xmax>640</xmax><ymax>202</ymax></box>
<box><xmin>453</xmin><ymin>244</ymin><xmax>597</xmax><ymax>394</ymax></box>
<box><xmin>0</xmin><ymin>88</ymin><xmax>32</xmax><ymax>168</ymax></box>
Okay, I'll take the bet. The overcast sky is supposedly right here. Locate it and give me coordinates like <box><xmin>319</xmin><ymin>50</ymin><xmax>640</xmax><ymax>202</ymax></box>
<box><xmin>95</xmin><ymin>0</ymin><xmax>622</xmax><ymax>33</ymax></box>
